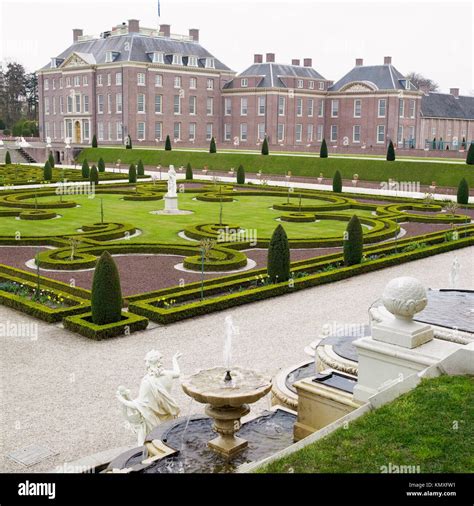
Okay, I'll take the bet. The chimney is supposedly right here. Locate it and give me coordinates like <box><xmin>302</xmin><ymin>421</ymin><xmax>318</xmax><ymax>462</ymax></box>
<box><xmin>266</xmin><ymin>53</ymin><xmax>275</xmax><ymax>63</ymax></box>
<box><xmin>189</xmin><ymin>28</ymin><xmax>199</xmax><ymax>42</ymax></box>
<box><xmin>254</xmin><ymin>54</ymin><xmax>263</xmax><ymax>63</ymax></box>
<box><xmin>355</xmin><ymin>58</ymin><xmax>363</xmax><ymax>66</ymax></box>
<box><xmin>384</xmin><ymin>56</ymin><xmax>392</xmax><ymax>65</ymax></box>
<box><xmin>303</xmin><ymin>58</ymin><xmax>312</xmax><ymax>67</ymax></box>
<box><xmin>292</xmin><ymin>59</ymin><xmax>300</xmax><ymax>66</ymax></box>
<box><xmin>450</xmin><ymin>88</ymin><xmax>460</xmax><ymax>98</ymax></box>
<box><xmin>160</xmin><ymin>24</ymin><xmax>171</xmax><ymax>37</ymax></box>
<box><xmin>128</xmin><ymin>19</ymin><xmax>140</xmax><ymax>33</ymax></box>
<box><xmin>73</xmin><ymin>29</ymin><xmax>83</xmax><ymax>43</ymax></box>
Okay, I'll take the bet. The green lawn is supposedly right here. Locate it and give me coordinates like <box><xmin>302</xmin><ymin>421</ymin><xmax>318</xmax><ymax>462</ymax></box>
<box><xmin>259</xmin><ymin>375</ymin><xmax>474</xmax><ymax>473</ymax></box>
<box><xmin>3</xmin><ymin>193</ymin><xmax>373</xmax><ymax>243</ymax></box>
<box><xmin>79</xmin><ymin>148</ymin><xmax>474</xmax><ymax>187</ymax></box>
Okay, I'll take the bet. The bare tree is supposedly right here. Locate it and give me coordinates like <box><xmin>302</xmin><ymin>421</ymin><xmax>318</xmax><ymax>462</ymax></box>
<box><xmin>406</xmin><ymin>72</ymin><xmax>439</xmax><ymax>92</ymax></box>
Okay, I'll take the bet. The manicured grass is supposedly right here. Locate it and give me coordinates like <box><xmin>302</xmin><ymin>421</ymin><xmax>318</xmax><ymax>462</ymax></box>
<box><xmin>259</xmin><ymin>375</ymin><xmax>474</xmax><ymax>473</ymax></box>
<box><xmin>80</xmin><ymin>148</ymin><xmax>474</xmax><ymax>187</ymax></box>
<box><xmin>3</xmin><ymin>193</ymin><xmax>373</xmax><ymax>243</ymax></box>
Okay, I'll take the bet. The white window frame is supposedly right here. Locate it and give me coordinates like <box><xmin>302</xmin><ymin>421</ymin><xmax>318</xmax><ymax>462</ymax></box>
<box><xmin>97</xmin><ymin>95</ymin><xmax>104</xmax><ymax>114</ymax></box>
<box><xmin>153</xmin><ymin>52</ymin><xmax>164</xmax><ymax>64</ymax></box>
<box><xmin>188</xmin><ymin>56</ymin><xmax>198</xmax><ymax>67</ymax></box>
<box><xmin>189</xmin><ymin>77</ymin><xmax>197</xmax><ymax>89</ymax></box>
<box><xmin>319</xmin><ymin>82</ymin><xmax>325</xmax><ymax>90</ymax></box>
<box><xmin>205</xmin><ymin>58</ymin><xmax>215</xmax><ymax>69</ymax></box>
<box><xmin>258</xmin><ymin>96</ymin><xmax>265</xmax><ymax>116</ymax></box>
<box><xmin>353</xmin><ymin>125</ymin><xmax>361</xmax><ymax>143</ymax></box>
<box><xmin>155</xmin><ymin>94</ymin><xmax>163</xmax><ymax>114</ymax></box>
<box><xmin>188</xmin><ymin>122</ymin><xmax>196</xmax><ymax>141</ymax></box>
<box><xmin>189</xmin><ymin>95</ymin><xmax>197</xmax><ymax>115</ymax></box>
<box><xmin>240</xmin><ymin>123</ymin><xmax>248</xmax><ymax>141</ymax></box>
<box><xmin>137</xmin><ymin>122</ymin><xmax>145</xmax><ymax>140</ymax></box>
<box><xmin>224</xmin><ymin>123</ymin><xmax>231</xmax><ymax>141</ymax></box>
<box><xmin>331</xmin><ymin>99</ymin><xmax>339</xmax><ymax>118</ymax></box>
<box><xmin>317</xmin><ymin>124</ymin><xmax>323</xmax><ymax>142</ymax></box>
<box><xmin>297</xmin><ymin>79</ymin><xmax>303</xmax><ymax>89</ymax></box>
<box><xmin>137</xmin><ymin>93</ymin><xmax>145</xmax><ymax>113</ymax></box>
<box><xmin>399</xmin><ymin>98</ymin><xmax>404</xmax><ymax>118</ymax></box>
<box><xmin>155</xmin><ymin>121</ymin><xmax>163</xmax><ymax>140</ymax></box>
<box><xmin>295</xmin><ymin>123</ymin><xmax>303</xmax><ymax>142</ymax></box>
<box><xmin>116</xmin><ymin>93</ymin><xmax>122</xmax><ymax>113</ymax></box>
<box><xmin>278</xmin><ymin>96</ymin><xmax>285</xmax><ymax>116</ymax></box>
<box><xmin>377</xmin><ymin>124</ymin><xmax>385</xmax><ymax>143</ymax></box>
<box><xmin>354</xmin><ymin>99</ymin><xmax>361</xmax><ymax>118</ymax></box>
<box><xmin>296</xmin><ymin>97</ymin><xmax>303</xmax><ymax>117</ymax></box>
<box><xmin>378</xmin><ymin>99</ymin><xmax>386</xmax><ymax>118</ymax></box>
<box><xmin>309</xmin><ymin>80</ymin><xmax>314</xmax><ymax>90</ymax></box>
<box><xmin>277</xmin><ymin>123</ymin><xmax>285</xmax><ymax>142</ymax></box>
<box><xmin>241</xmin><ymin>78</ymin><xmax>248</xmax><ymax>88</ymax></box>
<box><xmin>409</xmin><ymin>99</ymin><xmax>416</xmax><ymax>118</ymax></box>
<box><xmin>224</xmin><ymin>98</ymin><xmax>231</xmax><ymax>116</ymax></box>
<box><xmin>155</xmin><ymin>74</ymin><xmax>163</xmax><ymax>87</ymax></box>
<box><xmin>207</xmin><ymin>78</ymin><xmax>214</xmax><ymax>90</ymax></box>
<box><xmin>307</xmin><ymin>98</ymin><xmax>314</xmax><ymax>117</ymax></box>
<box><xmin>206</xmin><ymin>123</ymin><xmax>213</xmax><ymax>141</ymax></box>
<box><xmin>240</xmin><ymin>97</ymin><xmax>248</xmax><ymax>116</ymax></box>
<box><xmin>174</xmin><ymin>122</ymin><xmax>181</xmax><ymax>140</ymax></box>
<box><xmin>173</xmin><ymin>95</ymin><xmax>181</xmax><ymax>115</ymax></box>
<box><xmin>307</xmin><ymin>124</ymin><xmax>314</xmax><ymax>142</ymax></box>
<box><xmin>206</xmin><ymin>97</ymin><xmax>214</xmax><ymax>116</ymax></box>
<box><xmin>174</xmin><ymin>76</ymin><xmax>181</xmax><ymax>88</ymax></box>
<box><xmin>257</xmin><ymin>123</ymin><xmax>265</xmax><ymax>141</ymax></box>
<box><xmin>172</xmin><ymin>54</ymin><xmax>183</xmax><ymax>65</ymax></box>
<box><xmin>137</xmin><ymin>73</ymin><xmax>146</xmax><ymax>86</ymax></box>
<box><xmin>330</xmin><ymin>125</ymin><xmax>338</xmax><ymax>142</ymax></box>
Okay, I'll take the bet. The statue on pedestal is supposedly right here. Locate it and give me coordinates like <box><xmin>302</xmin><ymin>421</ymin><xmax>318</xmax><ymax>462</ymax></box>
<box><xmin>116</xmin><ymin>350</ymin><xmax>182</xmax><ymax>445</ymax></box>
<box><xmin>167</xmin><ymin>165</ymin><xmax>177</xmax><ymax>197</ymax></box>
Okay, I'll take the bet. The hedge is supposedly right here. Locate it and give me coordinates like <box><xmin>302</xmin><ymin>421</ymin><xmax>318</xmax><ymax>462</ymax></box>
<box><xmin>63</xmin><ymin>311</ymin><xmax>148</xmax><ymax>340</ymax></box>
<box><xmin>19</xmin><ymin>210</ymin><xmax>57</xmax><ymax>220</ymax></box>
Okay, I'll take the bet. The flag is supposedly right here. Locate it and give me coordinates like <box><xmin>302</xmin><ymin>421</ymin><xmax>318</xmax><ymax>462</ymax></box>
<box><xmin>157</xmin><ymin>0</ymin><xmax>161</xmax><ymax>17</ymax></box>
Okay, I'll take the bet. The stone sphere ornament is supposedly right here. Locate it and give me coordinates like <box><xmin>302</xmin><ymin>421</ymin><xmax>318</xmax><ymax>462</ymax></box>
<box><xmin>382</xmin><ymin>276</ymin><xmax>428</xmax><ymax>320</ymax></box>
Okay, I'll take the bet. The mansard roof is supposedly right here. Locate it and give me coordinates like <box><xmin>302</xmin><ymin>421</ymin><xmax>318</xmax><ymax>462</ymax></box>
<box><xmin>421</xmin><ymin>92</ymin><xmax>474</xmax><ymax>120</ymax></box>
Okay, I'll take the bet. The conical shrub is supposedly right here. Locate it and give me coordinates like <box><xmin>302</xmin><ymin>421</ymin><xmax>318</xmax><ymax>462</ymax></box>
<box><xmin>466</xmin><ymin>143</ymin><xmax>474</xmax><ymax>165</ymax></box>
<box><xmin>267</xmin><ymin>224</ymin><xmax>290</xmax><ymax>283</ymax></box>
<box><xmin>333</xmin><ymin>170</ymin><xmax>342</xmax><ymax>193</ymax></box>
<box><xmin>43</xmin><ymin>160</ymin><xmax>52</xmax><ymax>181</ymax></box>
<box><xmin>129</xmin><ymin>163</ymin><xmax>137</xmax><ymax>183</ymax></box>
<box><xmin>210</xmin><ymin>137</ymin><xmax>216</xmax><ymax>153</ymax></box>
<box><xmin>98</xmin><ymin>157</ymin><xmax>105</xmax><ymax>172</ymax></box>
<box><xmin>386</xmin><ymin>140</ymin><xmax>396</xmax><ymax>161</ymax></box>
<box><xmin>48</xmin><ymin>152</ymin><xmax>55</xmax><ymax>168</ymax></box>
<box><xmin>81</xmin><ymin>159</ymin><xmax>90</xmax><ymax>178</ymax></box>
<box><xmin>92</xmin><ymin>134</ymin><xmax>98</xmax><ymax>148</ymax></box>
<box><xmin>186</xmin><ymin>162</ymin><xmax>193</xmax><ymax>180</ymax></box>
<box><xmin>5</xmin><ymin>151</ymin><xmax>11</xmax><ymax>165</ymax></box>
<box><xmin>90</xmin><ymin>164</ymin><xmax>99</xmax><ymax>185</ymax></box>
<box><xmin>137</xmin><ymin>159</ymin><xmax>145</xmax><ymax>176</ymax></box>
<box><xmin>457</xmin><ymin>178</ymin><xmax>469</xmax><ymax>205</ymax></box>
<box><xmin>343</xmin><ymin>215</ymin><xmax>363</xmax><ymax>266</ymax></box>
<box><xmin>261</xmin><ymin>136</ymin><xmax>269</xmax><ymax>155</ymax></box>
<box><xmin>165</xmin><ymin>135</ymin><xmax>172</xmax><ymax>151</ymax></box>
<box><xmin>237</xmin><ymin>164</ymin><xmax>245</xmax><ymax>184</ymax></box>
<box><xmin>320</xmin><ymin>139</ymin><xmax>328</xmax><ymax>158</ymax></box>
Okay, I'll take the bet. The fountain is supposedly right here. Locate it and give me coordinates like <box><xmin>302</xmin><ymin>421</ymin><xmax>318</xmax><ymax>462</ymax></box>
<box><xmin>181</xmin><ymin>316</ymin><xmax>272</xmax><ymax>458</ymax></box>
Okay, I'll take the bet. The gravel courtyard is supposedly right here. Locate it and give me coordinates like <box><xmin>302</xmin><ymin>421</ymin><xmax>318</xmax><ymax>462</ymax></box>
<box><xmin>1</xmin><ymin>246</ymin><xmax>472</xmax><ymax>473</ymax></box>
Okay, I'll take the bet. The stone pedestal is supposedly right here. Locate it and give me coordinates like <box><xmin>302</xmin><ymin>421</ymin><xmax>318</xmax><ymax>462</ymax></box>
<box><xmin>164</xmin><ymin>195</ymin><xmax>178</xmax><ymax>213</ymax></box>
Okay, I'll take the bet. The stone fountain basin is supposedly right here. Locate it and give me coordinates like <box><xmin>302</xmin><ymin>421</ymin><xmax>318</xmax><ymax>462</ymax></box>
<box><xmin>181</xmin><ymin>366</ymin><xmax>272</xmax><ymax>407</ymax></box>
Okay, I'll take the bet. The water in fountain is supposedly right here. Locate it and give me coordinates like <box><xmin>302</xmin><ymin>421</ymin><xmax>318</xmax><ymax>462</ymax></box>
<box><xmin>450</xmin><ymin>256</ymin><xmax>460</xmax><ymax>288</ymax></box>
<box><xmin>223</xmin><ymin>315</ymin><xmax>239</xmax><ymax>385</ymax></box>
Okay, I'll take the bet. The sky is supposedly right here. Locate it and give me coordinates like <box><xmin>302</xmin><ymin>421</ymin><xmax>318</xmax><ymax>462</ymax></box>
<box><xmin>0</xmin><ymin>0</ymin><xmax>473</xmax><ymax>94</ymax></box>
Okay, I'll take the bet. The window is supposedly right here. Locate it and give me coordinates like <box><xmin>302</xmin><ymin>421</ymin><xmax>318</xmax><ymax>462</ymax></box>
<box><xmin>116</xmin><ymin>122</ymin><xmax>123</xmax><ymax>140</ymax></box>
<box><xmin>137</xmin><ymin>94</ymin><xmax>145</xmax><ymax>113</ymax></box>
<box><xmin>172</xmin><ymin>54</ymin><xmax>183</xmax><ymax>65</ymax></box>
<box><xmin>307</xmin><ymin>124</ymin><xmax>314</xmax><ymax>142</ymax></box>
<box><xmin>307</xmin><ymin>98</ymin><xmax>314</xmax><ymax>117</ymax></box>
<box><xmin>52</xmin><ymin>79</ymin><xmax>56</xmax><ymax>90</ymax></box>
<box><xmin>59</xmin><ymin>96</ymin><xmax>64</xmax><ymax>114</ymax></box>
<box><xmin>152</xmin><ymin>52</ymin><xmax>164</xmax><ymax>64</ymax></box>
<box><xmin>74</xmin><ymin>76</ymin><xmax>80</xmax><ymax>87</ymax></box>
<box><xmin>96</xmin><ymin>75</ymin><xmax>102</xmax><ymax>86</ymax></box>
<box><xmin>155</xmin><ymin>94</ymin><xmax>163</xmax><ymax>114</ymax></box>
<box><xmin>97</xmin><ymin>95</ymin><xmax>104</xmax><ymax>114</ymax></box>
<box><xmin>399</xmin><ymin>98</ymin><xmax>404</xmax><ymax>118</ymax></box>
<box><xmin>105</xmin><ymin>51</ymin><xmax>113</xmax><ymax>63</ymax></box>
<box><xmin>75</xmin><ymin>94</ymin><xmax>81</xmax><ymax>113</ymax></box>
<box><xmin>295</xmin><ymin>124</ymin><xmax>303</xmax><ymax>142</ymax></box>
<box><xmin>278</xmin><ymin>96</ymin><xmax>285</xmax><ymax>116</ymax></box>
<box><xmin>173</xmin><ymin>95</ymin><xmax>181</xmax><ymax>114</ymax></box>
<box><xmin>297</xmin><ymin>79</ymin><xmax>303</xmax><ymax>89</ymax></box>
<box><xmin>224</xmin><ymin>124</ymin><xmax>231</xmax><ymax>141</ymax></box>
<box><xmin>137</xmin><ymin>122</ymin><xmax>145</xmax><ymax>140</ymax></box>
<box><xmin>240</xmin><ymin>123</ymin><xmax>248</xmax><ymax>141</ymax></box>
<box><xmin>258</xmin><ymin>96</ymin><xmax>265</xmax><ymax>116</ymax></box>
<box><xmin>241</xmin><ymin>97</ymin><xmax>248</xmax><ymax>116</ymax></box>
<box><xmin>44</xmin><ymin>97</ymin><xmax>50</xmax><ymax>115</ymax></box>
<box><xmin>296</xmin><ymin>98</ymin><xmax>303</xmax><ymax>116</ymax></box>
<box><xmin>137</xmin><ymin>73</ymin><xmax>146</xmax><ymax>86</ymax></box>
<box><xmin>309</xmin><ymin>81</ymin><xmax>314</xmax><ymax>90</ymax></box>
<box><xmin>83</xmin><ymin>120</ymin><xmax>90</xmax><ymax>139</ymax></box>
<box><xmin>378</xmin><ymin>99</ymin><xmax>386</xmax><ymax>117</ymax></box>
<box><xmin>205</xmin><ymin>58</ymin><xmax>215</xmax><ymax>68</ymax></box>
<box><xmin>207</xmin><ymin>79</ymin><xmax>214</xmax><ymax>90</ymax></box>
<box><xmin>377</xmin><ymin>125</ymin><xmax>385</xmax><ymax>143</ymax></box>
<box><xmin>241</xmin><ymin>78</ymin><xmax>248</xmax><ymax>88</ymax></box>
<box><xmin>60</xmin><ymin>122</ymin><xmax>64</xmax><ymax>139</ymax></box>
<box><xmin>66</xmin><ymin>77</ymin><xmax>71</xmax><ymax>87</ymax></box>
<box><xmin>155</xmin><ymin>122</ymin><xmax>163</xmax><ymax>140</ymax></box>
<box><xmin>409</xmin><ymin>126</ymin><xmax>415</xmax><ymax>140</ymax></box>
<box><xmin>52</xmin><ymin>97</ymin><xmax>56</xmax><ymax>115</ymax></box>
<box><xmin>98</xmin><ymin>122</ymin><xmax>104</xmax><ymax>140</ymax></box>
<box><xmin>397</xmin><ymin>125</ymin><xmax>403</xmax><ymax>144</ymax></box>
<box><xmin>44</xmin><ymin>122</ymin><xmax>50</xmax><ymax>138</ymax></box>
<box><xmin>116</xmin><ymin>93</ymin><xmax>122</xmax><ymax>113</ymax></box>
<box><xmin>353</xmin><ymin>125</ymin><xmax>361</xmax><ymax>143</ymax></box>
<box><xmin>155</xmin><ymin>74</ymin><xmax>162</xmax><ymax>87</ymax></box>
<box><xmin>331</xmin><ymin>99</ymin><xmax>339</xmax><ymax>117</ymax></box>
<box><xmin>189</xmin><ymin>96</ymin><xmax>197</xmax><ymax>115</ymax></box>
<box><xmin>66</xmin><ymin>120</ymin><xmax>72</xmax><ymax>139</ymax></box>
<box><xmin>108</xmin><ymin>123</ymin><xmax>112</xmax><ymax>141</ymax></box>
<box><xmin>173</xmin><ymin>122</ymin><xmax>181</xmax><ymax>140</ymax></box>
<box><xmin>44</xmin><ymin>79</ymin><xmax>49</xmax><ymax>90</ymax></box>
<box><xmin>106</xmin><ymin>74</ymin><xmax>111</xmax><ymax>86</ymax></box>
<box><xmin>277</xmin><ymin>124</ymin><xmax>285</xmax><ymax>142</ymax></box>
<box><xmin>189</xmin><ymin>123</ymin><xmax>196</xmax><ymax>141</ymax></box>
<box><xmin>206</xmin><ymin>123</ymin><xmax>213</xmax><ymax>141</ymax></box>
<box><xmin>174</xmin><ymin>76</ymin><xmax>181</xmax><ymax>88</ymax></box>
<box><xmin>115</xmin><ymin>73</ymin><xmax>122</xmax><ymax>86</ymax></box>
<box><xmin>409</xmin><ymin>99</ymin><xmax>416</xmax><ymax>118</ymax></box>
<box><xmin>319</xmin><ymin>82</ymin><xmax>325</xmax><ymax>90</ymax></box>
<box><xmin>206</xmin><ymin>97</ymin><xmax>214</xmax><ymax>115</ymax></box>
<box><xmin>258</xmin><ymin>123</ymin><xmax>265</xmax><ymax>141</ymax></box>
<box><xmin>189</xmin><ymin>77</ymin><xmax>197</xmax><ymax>89</ymax></box>
<box><xmin>59</xmin><ymin>78</ymin><xmax>63</xmax><ymax>89</ymax></box>
<box><xmin>318</xmin><ymin>100</ymin><xmax>324</xmax><ymax>117</ymax></box>
<box><xmin>330</xmin><ymin>125</ymin><xmax>338</xmax><ymax>142</ymax></box>
<box><xmin>354</xmin><ymin>99</ymin><xmax>361</xmax><ymax>118</ymax></box>
<box><xmin>67</xmin><ymin>96</ymin><xmax>73</xmax><ymax>113</ymax></box>
<box><xmin>52</xmin><ymin>122</ymin><xmax>56</xmax><ymax>139</ymax></box>
<box><xmin>83</xmin><ymin>76</ymin><xmax>88</xmax><ymax>86</ymax></box>
<box><xmin>224</xmin><ymin>98</ymin><xmax>231</xmax><ymax>116</ymax></box>
<box><xmin>188</xmin><ymin>56</ymin><xmax>198</xmax><ymax>67</ymax></box>
<box><xmin>107</xmin><ymin>93</ymin><xmax>111</xmax><ymax>113</ymax></box>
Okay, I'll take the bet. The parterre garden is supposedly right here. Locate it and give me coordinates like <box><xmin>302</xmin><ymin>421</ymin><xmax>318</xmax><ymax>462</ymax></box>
<box><xmin>0</xmin><ymin>163</ymin><xmax>473</xmax><ymax>338</ymax></box>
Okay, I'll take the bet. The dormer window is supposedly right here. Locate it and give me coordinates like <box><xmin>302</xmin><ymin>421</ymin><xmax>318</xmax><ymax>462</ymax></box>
<box><xmin>188</xmin><ymin>56</ymin><xmax>198</xmax><ymax>67</ymax></box>
<box><xmin>241</xmin><ymin>78</ymin><xmax>248</xmax><ymax>88</ymax></box>
<box><xmin>50</xmin><ymin>57</ymin><xmax>63</xmax><ymax>68</ymax></box>
<box><xmin>205</xmin><ymin>57</ymin><xmax>215</xmax><ymax>69</ymax></box>
<box><xmin>152</xmin><ymin>52</ymin><xmax>164</xmax><ymax>64</ymax></box>
<box><xmin>105</xmin><ymin>51</ymin><xmax>120</xmax><ymax>63</ymax></box>
<box><xmin>172</xmin><ymin>54</ymin><xmax>183</xmax><ymax>65</ymax></box>
<box><xmin>319</xmin><ymin>82</ymin><xmax>325</xmax><ymax>90</ymax></box>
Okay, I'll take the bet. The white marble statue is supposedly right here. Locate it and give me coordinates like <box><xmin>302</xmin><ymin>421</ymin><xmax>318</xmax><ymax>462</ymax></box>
<box><xmin>449</xmin><ymin>256</ymin><xmax>460</xmax><ymax>288</ymax></box>
<box><xmin>116</xmin><ymin>349</ymin><xmax>182</xmax><ymax>445</ymax></box>
<box><xmin>167</xmin><ymin>165</ymin><xmax>177</xmax><ymax>197</ymax></box>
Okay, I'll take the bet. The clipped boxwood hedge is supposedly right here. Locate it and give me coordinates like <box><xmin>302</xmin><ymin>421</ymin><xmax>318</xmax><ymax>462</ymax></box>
<box><xmin>63</xmin><ymin>311</ymin><xmax>148</xmax><ymax>340</ymax></box>
<box><xmin>19</xmin><ymin>210</ymin><xmax>58</xmax><ymax>220</ymax></box>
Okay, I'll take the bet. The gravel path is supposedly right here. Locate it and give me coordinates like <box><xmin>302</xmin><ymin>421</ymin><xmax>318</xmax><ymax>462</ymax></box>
<box><xmin>0</xmin><ymin>246</ymin><xmax>473</xmax><ymax>473</ymax></box>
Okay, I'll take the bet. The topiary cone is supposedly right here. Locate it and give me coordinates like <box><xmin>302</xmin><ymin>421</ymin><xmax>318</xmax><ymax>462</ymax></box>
<box><xmin>332</xmin><ymin>170</ymin><xmax>342</xmax><ymax>193</ymax></box>
<box><xmin>343</xmin><ymin>215</ymin><xmax>363</xmax><ymax>266</ymax></box>
<box><xmin>267</xmin><ymin>224</ymin><xmax>290</xmax><ymax>282</ymax></box>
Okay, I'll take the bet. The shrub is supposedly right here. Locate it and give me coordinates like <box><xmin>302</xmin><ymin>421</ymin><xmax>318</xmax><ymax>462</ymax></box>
<box><xmin>48</xmin><ymin>152</ymin><xmax>55</xmax><ymax>168</ymax></box>
<box><xmin>98</xmin><ymin>157</ymin><xmax>105</xmax><ymax>173</ymax></box>
<box><xmin>5</xmin><ymin>151</ymin><xmax>11</xmax><ymax>165</ymax></box>
<box><xmin>237</xmin><ymin>164</ymin><xmax>245</xmax><ymax>184</ymax></box>
<box><xmin>165</xmin><ymin>135</ymin><xmax>172</xmax><ymax>151</ymax></box>
<box><xmin>320</xmin><ymin>139</ymin><xmax>328</xmax><ymax>158</ymax></box>
<box><xmin>186</xmin><ymin>162</ymin><xmax>193</xmax><ymax>180</ymax></box>
<box><xmin>343</xmin><ymin>215</ymin><xmax>364</xmax><ymax>266</ymax></box>
<box><xmin>466</xmin><ymin>143</ymin><xmax>474</xmax><ymax>165</ymax></box>
<box><xmin>386</xmin><ymin>140</ymin><xmax>395</xmax><ymax>161</ymax></box>
<box><xmin>90</xmin><ymin>165</ymin><xmax>99</xmax><ymax>185</ymax></box>
<box><xmin>210</xmin><ymin>137</ymin><xmax>217</xmax><ymax>153</ymax></box>
<box><xmin>267</xmin><ymin>224</ymin><xmax>290</xmax><ymax>282</ymax></box>
<box><xmin>129</xmin><ymin>164</ymin><xmax>137</xmax><ymax>183</ymax></box>
<box><xmin>92</xmin><ymin>134</ymin><xmax>98</xmax><ymax>148</ymax></box>
<box><xmin>332</xmin><ymin>170</ymin><xmax>342</xmax><ymax>193</ymax></box>
<box><xmin>81</xmin><ymin>159</ymin><xmax>90</xmax><ymax>178</ymax></box>
<box><xmin>261</xmin><ymin>136</ymin><xmax>269</xmax><ymax>155</ymax></box>
<box><xmin>43</xmin><ymin>160</ymin><xmax>52</xmax><ymax>181</ymax></box>
<box><xmin>91</xmin><ymin>251</ymin><xmax>123</xmax><ymax>325</ymax></box>
<box><xmin>126</xmin><ymin>135</ymin><xmax>132</xmax><ymax>149</ymax></box>
<box><xmin>137</xmin><ymin>159</ymin><xmax>145</xmax><ymax>176</ymax></box>
<box><xmin>457</xmin><ymin>178</ymin><xmax>469</xmax><ymax>205</ymax></box>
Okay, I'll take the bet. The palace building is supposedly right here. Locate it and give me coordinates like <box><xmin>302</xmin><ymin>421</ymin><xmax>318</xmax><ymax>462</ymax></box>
<box><xmin>37</xmin><ymin>20</ymin><xmax>474</xmax><ymax>153</ymax></box>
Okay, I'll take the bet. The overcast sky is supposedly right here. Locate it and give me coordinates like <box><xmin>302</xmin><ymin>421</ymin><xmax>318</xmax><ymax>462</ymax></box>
<box><xmin>1</xmin><ymin>0</ymin><xmax>473</xmax><ymax>93</ymax></box>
